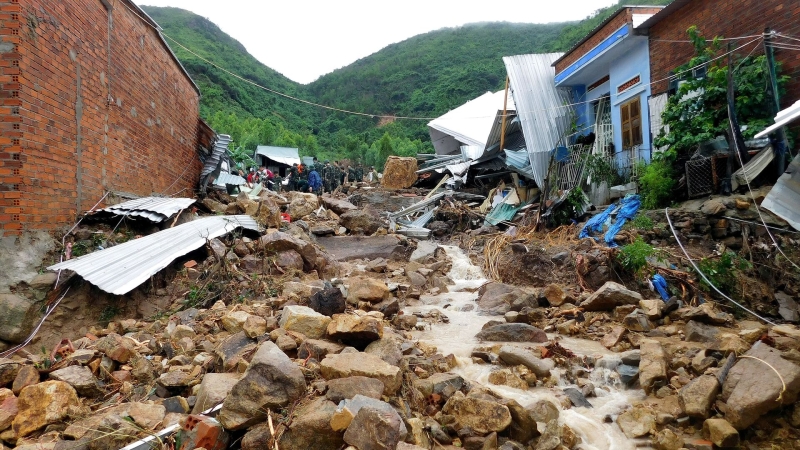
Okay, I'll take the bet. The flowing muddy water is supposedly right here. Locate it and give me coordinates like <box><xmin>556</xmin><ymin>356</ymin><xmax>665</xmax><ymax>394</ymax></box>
<box><xmin>403</xmin><ymin>245</ymin><xmax>644</xmax><ymax>450</ymax></box>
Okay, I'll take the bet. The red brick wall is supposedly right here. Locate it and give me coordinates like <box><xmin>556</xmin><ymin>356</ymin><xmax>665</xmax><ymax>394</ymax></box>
<box><xmin>649</xmin><ymin>0</ymin><xmax>800</xmax><ymax>105</ymax></box>
<box><xmin>0</xmin><ymin>0</ymin><xmax>201</xmax><ymax>235</ymax></box>
<box><xmin>555</xmin><ymin>7</ymin><xmax>664</xmax><ymax>74</ymax></box>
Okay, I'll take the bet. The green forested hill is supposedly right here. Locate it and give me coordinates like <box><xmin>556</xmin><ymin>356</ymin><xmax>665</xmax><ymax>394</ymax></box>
<box><xmin>141</xmin><ymin>0</ymin><xmax>670</xmax><ymax>167</ymax></box>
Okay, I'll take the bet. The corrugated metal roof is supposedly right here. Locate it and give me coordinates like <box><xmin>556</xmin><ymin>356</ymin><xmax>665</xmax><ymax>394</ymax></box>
<box><xmin>49</xmin><ymin>215</ymin><xmax>261</xmax><ymax>295</ymax></box>
<box><xmin>428</xmin><ymin>90</ymin><xmax>515</xmax><ymax>154</ymax></box>
<box><xmin>214</xmin><ymin>171</ymin><xmax>247</xmax><ymax>186</ymax></box>
<box><xmin>762</xmin><ymin>156</ymin><xmax>800</xmax><ymax>231</ymax></box>
<box><xmin>503</xmin><ymin>53</ymin><xmax>573</xmax><ymax>187</ymax></box>
<box><xmin>256</xmin><ymin>146</ymin><xmax>301</xmax><ymax>166</ymax></box>
<box><xmin>755</xmin><ymin>99</ymin><xmax>800</xmax><ymax>139</ymax></box>
<box><xmin>100</xmin><ymin>197</ymin><xmax>196</xmax><ymax>222</ymax></box>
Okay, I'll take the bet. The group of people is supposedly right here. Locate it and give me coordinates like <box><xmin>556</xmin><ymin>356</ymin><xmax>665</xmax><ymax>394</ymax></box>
<box><xmin>239</xmin><ymin>158</ymin><xmax>377</xmax><ymax>195</ymax></box>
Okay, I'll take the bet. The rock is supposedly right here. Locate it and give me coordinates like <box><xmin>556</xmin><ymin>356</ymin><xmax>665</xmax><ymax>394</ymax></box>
<box><xmin>477</xmin><ymin>283</ymin><xmax>537</xmax><ymax>315</ymax></box>
<box><xmin>685</xmin><ymin>320</ymin><xmax>720</xmax><ymax>343</ymax></box>
<box><xmin>408</xmin><ymin>271</ymin><xmax>427</xmax><ymax>287</ymax></box>
<box><xmin>221</xmin><ymin>311</ymin><xmax>251</xmax><ymax>334</ymax></box>
<box><xmin>346</xmin><ymin>277</ymin><xmax>390</xmax><ymax>304</ymax></box>
<box><xmin>241</xmin><ymin>421</ymin><xmax>273</xmax><ymax>450</ymax></box>
<box><xmin>157</xmin><ymin>370</ymin><xmax>192</xmax><ymax>389</ymax></box>
<box><xmin>320</xmin><ymin>197</ymin><xmax>358</xmax><ymax>215</ymax></box>
<box><xmin>371</xmin><ymin>297</ymin><xmax>399</xmax><ymax>317</ymax></box>
<box><xmin>327</xmin><ymin>314</ymin><xmax>383</xmax><ymax>349</ymax></box>
<box><xmin>682</xmin><ymin>303</ymin><xmax>731</xmax><ymax>325</ymax></box>
<box><xmin>639</xmin><ymin>340</ymin><xmax>668</xmax><ymax>394</ymax></box>
<box><xmin>128</xmin><ymin>402</ymin><xmax>166</xmax><ymax>430</ymax></box>
<box><xmin>0</xmin><ymin>294</ymin><xmax>42</xmax><ymax>343</ymax></box>
<box><xmin>701</xmin><ymin>199</ymin><xmax>727</xmax><ymax>215</ymax></box>
<box><xmin>309</xmin><ymin>287</ymin><xmax>346</xmax><ymax>316</ymax></box>
<box><xmin>542</xmin><ymin>284</ymin><xmax>567</xmax><ymax>306</ymax></box>
<box><xmin>259</xmin><ymin>231</ymin><xmax>317</xmax><ymax>269</ymax></box>
<box><xmin>162</xmin><ymin>396</ymin><xmax>189</xmax><ymax>414</ymax></box>
<box><xmin>563</xmin><ymin>387</ymin><xmax>592</xmax><ymax>408</ymax></box>
<box><xmin>192</xmin><ymin>373</ymin><xmax>241</xmax><ymax>414</ymax></box>
<box><xmin>488</xmin><ymin>369</ymin><xmax>528</xmax><ymax>390</ymax></box>
<box><xmin>286</xmin><ymin>193</ymin><xmax>319</xmax><ymax>219</ymax></box>
<box><xmin>214</xmin><ymin>331</ymin><xmax>257</xmax><ymax>372</ymax></box>
<box><xmin>315</xmin><ymin>235</ymin><xmax>408</xmax><ymax>262</ymax></box>
<box><xmin>340</xmin><ymin>207</ymin><xmax>383</xmax><ymax>235</ymax></box>
<box><xmin>679</xmin><ymin>374</ymin><xmax>719</xmax><ymax>418</ymax></box>
<box><xmin>171</xmin><ymin>324</ymin><xmax>196</xmax><ymax>340</ymax></box>
<box><xmin>243</xmin><ymin>315</ymin><xmax>267</xmax><ymax>338</ymax></box>
<box><xmin>279</xmin><ymin>397</ymin><xmax>343</xmax><ymax>450</ymax></box>
<box><xmin>320</xmin><ymin>353</ymin><xmax>402</xmax><ymax>396</ymax></box>
<box><xmin>297</xmin><ymin>339</ymin><xmax>345</xmax><ymax>361</ymax></box>
<box><xmin>412</xmin><ymin>372</ymin><xmax>464</xmax><ymax>397</ymax></box>
<box><xmin>476</xmin><ymin>324</ymin><xmax>547</xmax><ymax>343</ymax></box>
<box><xmin>442</xmin><ymin>395</ymin><xmax>512</xmax><ymax>434</ymax></box>
<box><xmin>381</xmin><ymin>156</ymin><xmax>418</xmax><ymax>189</ymax></box>
<box><xmin>311</xmin><ymin>225</ymin><xmax>335</xmax><ymax>236</ymax></box>
<box><xmin>721</xmin><ymin>341</ymin><xmax>800</xmax><ymax>429</ymax></box>
<box><xmin>703</xmin><ymin>418</ymin><xmax>739</xmax><ymax>448</ymax></box>
<box><xmin>218</xmin><ymin>342</ymin><xmax>307</xmax><ymax>430</ymax></box>
<box><xmin>49</xmin><ymin>366</ymin><xmax>101</xmax><ymax>397</ymax></box>
<box><xmin>280</xmin><ymin>305</ymin><xmax>331</xmax><ymax>339</ymax></box>
<box><xmin>616</xmin><ymin>406</ymin><xmax>656</xmax><ymax>438</ymax></box>
<box><xmin>653</xmin><ymin>428</ymin><xmax>683</xmax><ymax>450</ymax></box>
<box><xmin>497</xmin><ymin>398</ymin><xmax>540</xmax><ymax>444</ymax></box>
<box><xmin>776</xmin><ymin>291</ymin><xmax>800</xmax><ymax>323</ymax></box>
<box><xmin>639</xmin><ymin>299</ymin><xmax>664</xmax><ymax>320</ymax></box>
<box><xmin>364</xmin><ymin>337</ymin><xmax>403</xmax><ymax>367</ymax></box>
<box><xmin>623</xmin><ymin>309</ymin><xmax>652</xmax><ymax>332</ymax></box>
<box><xmin>343</xmin><ymin>404</ymin><xmax>406</xmax><ymax>450</ymax></box>
<box><xmin>12</xmin><ymin>381</ymin><xmax>81</xmax><ymax>437</ymax></box>
<box><xmin>94</xmin><ymin>333</ymin><xmax>137</xmax><ymax>363</ymax></box>
<box><xmin>581</xmin><ymin>282</ymin><xmax>642</xmax><ymax>311</ymax></box>
<box><xmin>498</xmin><ymin>346</ymin><xmax>554</xmax><ymax>377</ymax></box>
<box><xmin>11</xmin><ymin>367</ymin><xmax>39</xmax><ymax>396</ymax></box>
<box><xmin>174</xmin><ymin>414</ymin><xmax>229</xmax><ymax>450</ymax></box>
<box><xmin>528</xmin><ymin>399</ymin><xmax>560</xmax><ymax>424</ymax></box>
<box><xmin>0</xmin><ymin>392</ymin><xmax>18</xmax><ymax>432</ymax></box>
<box><xmin>616</xmin><ymin>364</ymin><xmax>639</xmax><ymax>385</ymax></box>
<box><xmin>326</xmin><ymin>376</ymin><xmax>385</xmax><ymax>403</ymax></box>
<box><xmin>0</xmin><ymin>360</ymin><xmax>21</xmax><ymax>387</ymax></box>
<box><xmin>601</xmin><ymin>326</ymin><xmax>626</xmax><ymax>348</ymax></box>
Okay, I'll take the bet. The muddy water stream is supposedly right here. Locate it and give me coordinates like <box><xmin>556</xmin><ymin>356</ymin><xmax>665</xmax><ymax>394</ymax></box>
<box><xmin>403</xmin><ymin>245</ymin><xmax>643</xmax><ymax>450</ymax></box>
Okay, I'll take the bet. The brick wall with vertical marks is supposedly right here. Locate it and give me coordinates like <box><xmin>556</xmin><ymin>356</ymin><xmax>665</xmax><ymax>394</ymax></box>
<box><xmin>2</xmin><ymin>0</ymin><xmax>201</xmax><ymax>235</ymax></box>
<box><xmin>648</xmin><ymin>0</ymin><xmax>800</xmax><ymax>106</ymax></box>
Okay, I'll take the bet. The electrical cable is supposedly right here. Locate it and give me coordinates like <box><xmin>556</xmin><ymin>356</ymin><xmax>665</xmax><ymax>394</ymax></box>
<box><xmin>0</xmin><ymin>287</ymin><xmax>71</xmax><ymax>358</ymax></box>
<box><xmin>664</xmin><ymin>208</ymin><xmax>776</xmax><ymax>325</ymax></box>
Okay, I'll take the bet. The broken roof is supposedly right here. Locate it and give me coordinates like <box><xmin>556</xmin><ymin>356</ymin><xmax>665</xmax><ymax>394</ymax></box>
<box><xmin>98</xmin><ymin>197</ymin><xmax>196</xmax><ymax>222</ymax></box>
<box><xmin>755</xmin><ymin>99</ymin><xmax>800</xmax><ymax>139</ymax></box>
<box><xmin>256</xmin><ymin>146</ymin><xmax>302</xmax><ymax>167</ymax></box>
<box><xmin>49</xmin><ymin>215</ymin><xmax>260</xmax><ymax>295</ymax></box>
<box><xmin>428</xmin><ymin>90</ymin><xmax>516</xmax><ymax>155</ymax></box>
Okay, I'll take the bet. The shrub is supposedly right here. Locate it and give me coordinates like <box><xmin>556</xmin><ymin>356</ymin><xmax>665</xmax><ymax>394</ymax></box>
<box><xmin>617</xmin><ymin>236</ymin><xmax>656</xmax><ymax>276</ymax></box>
<box><xmin>696</xmin><ymin>252</ymin><xmax>751</xmax><ymax>294</ymax></box>
<box><xmin>638</xmin><ymin>160</ymin><xmax>675</xmax><ymax>210</ymax></box>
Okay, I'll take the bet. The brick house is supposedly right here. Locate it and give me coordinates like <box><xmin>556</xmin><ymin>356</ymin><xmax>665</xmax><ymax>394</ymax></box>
<box><xmin>640</xmin><ymin>0</ymin><xmax>800</xmax><ymax>108</ymax></box>
<box><xmin>0</xmin><ymin>0</ymin><xmax>204</xmax><ymax>240</ymax></box>
<box><xmin>553</xmin><ymin>6</ymin><xmax>664</xmax><ymax>175</ymax></box>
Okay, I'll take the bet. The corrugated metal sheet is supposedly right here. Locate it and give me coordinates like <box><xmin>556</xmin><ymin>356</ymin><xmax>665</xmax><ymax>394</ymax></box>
<box><xmin>732</xmin><ymin>145</ymin><xmax>774</xmax><ymax>191</ymax></box>
<box><xmin>100</xmin><ymin>197</ymin><xmax>196</xmax><ymax>222</ymax></box>
<box><xmin>256</xmin><ymin>146</ymin><xmax>301</xmax><ymax>166</ymax></box>
<box><xmin>48</xmin><ymin>215</ymin><xmax>261</xmax><ymax>295</ymax></box>
<box><xmin>214</xmin><ymin>172</ymin><xmax>247</xmax><ymax>186</ymax></box>
<box><xmin>201</xmin><ymin>134</ymin><xmax>232</xmax><ymax>178</ymax></box>
<box><xmin>428</xmin><ymin>90</ymin><xmax>515</xmax><ymax>155</ymax></box>
<box><xmin>503</xmin><ymin>53</ymin><xmax>573</xmax><ymax>187</ymax></box>
<box><xmin>504</xmin><ymin>149</ymin><xmax>537</xmax><ymax>180</ymax></box>
<box><xmin>762</xmin><ymin>156</ymin><xmax>800</xmax><ymax>231</ymax></box>
<box><xmin>755</xmin><ymin>99</ymin><xmax>800</xmax><ymax>139</ymax></box>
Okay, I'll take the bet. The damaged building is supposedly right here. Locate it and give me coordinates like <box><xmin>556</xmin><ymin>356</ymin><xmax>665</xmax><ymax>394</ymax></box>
<box><xmin>0</xmin><ymin>0</ymin><xmax>209</xmax><ymax>291</ymax></box>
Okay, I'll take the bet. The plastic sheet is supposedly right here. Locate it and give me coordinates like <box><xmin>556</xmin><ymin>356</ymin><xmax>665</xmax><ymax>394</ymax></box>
<box><xmin>651</xmin><ymin>274</ymin><xmax>669</xmax><ymax>300</ymax></box>
<box><xmin>578</xmin><ymin>194</ymin><xmax>641</xmax><ymax>247</ymax></box>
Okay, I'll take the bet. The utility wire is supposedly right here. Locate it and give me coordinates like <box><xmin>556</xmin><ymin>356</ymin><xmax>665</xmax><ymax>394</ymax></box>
<box><xmin>664</xmin><ymin>208</ymin><xmax>776</xmax><ymax>325</ymax></box>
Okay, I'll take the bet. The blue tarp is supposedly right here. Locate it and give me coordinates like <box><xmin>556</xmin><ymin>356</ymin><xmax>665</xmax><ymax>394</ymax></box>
<box><xmin>579</xmin><ymin>194</ymin><xmax>641</xmax><ymax>247</ymax></box>
<box><xmin>652</xmin><ymin>274</ymin><xmax>670</xmax><ymax>300</ymax></box>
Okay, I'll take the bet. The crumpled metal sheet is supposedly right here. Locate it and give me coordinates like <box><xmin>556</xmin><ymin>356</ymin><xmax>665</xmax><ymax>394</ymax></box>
<box><xmin>49</xmin><ymin>215</ymin><xmax>260</xmax><ymax>295</ymax></box>
<box><xmin>99</xmin><ymin>197</ymin><xmax>196</xmax><ymax>222</ymax></box>
<box><xmin>762</xmin><ymin>155</ymin><xmax>800</xmax><ymax>231</ymax></box>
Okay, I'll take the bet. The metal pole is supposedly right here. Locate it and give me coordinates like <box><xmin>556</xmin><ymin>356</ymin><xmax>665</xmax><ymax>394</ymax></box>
<box><xmin>499</xmin><ymin>76</ymin><xmax>510</xmax><ymax>154</ymax></box>
<box><xmin>763</xmin><ymin>28</ymin><xmax>790</xmax><ymax>173</ymax></box>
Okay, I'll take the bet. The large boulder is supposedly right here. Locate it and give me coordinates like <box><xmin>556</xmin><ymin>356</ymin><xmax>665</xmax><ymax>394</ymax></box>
<box><xmin>245</xmin><ymin>197</ymin><xmax>281</xmax><ymax>229</ymax></box>
<box><xmin>260</xmin><ymin>231</ymin><xmax>317</xmax><ymax>270</ymax></box>
<box><xmin>476</xmin><ymin>324</ymin><xmax>547</xmax><ymax>343</ymax></box>
<box><xmin>581</xmin><ymin>281</ymin><xmax>643</xmax><ymax>311</ymax></box>
<box><xmin>218</xmin><ymin>342</ymin><xmax>307</xmax><ymax>430</ymax></box>
<box><xmin>679</xmin><ymin>374</ymin><xmax>719</xmax><ymax>419</ymax></box>
<box><xmin>381</xmin><ymin>156</ymin><xmax>418</xmax><ymax>189</ymax></box>
<box><xmin>343</xmin><ymin>404</ymin><xmax>407</xmax><ymax>450</ymax></box>
<box><xmin>12</xmin><ymin>381</ymin><xmax>82</xmax><ymax>437</ymax></box>
<box><xmin>340</xmin><ymin>207</ymin><xmax>383</xmax><ymax>235</ymax></box>
<box><xmin>477</xmin><ymin>283</ymin><xmax>537</xmax><ymax>315</ymax></box>
<box><xmin>442</xmin><ymin>395</ymin><xmax>512</xmax><ymax>434</ymax></box>
<box><xmin>346</xmin><ymin>276</ymin><xmax>390</xmax><ymax>304</ymax></box>
<box><xmin>280</xmin><ymin>305</ymin><xmax>332</xmax><ymax>339</ymax></box>
<box><xmin>316</xmin><ymin>235</ymin><xmax>409</xmax><ymax>262</ymax></box>
<box><xmin>0</xmin><ymin>294</ymin><xmax>42</xmax><ymax>343</ymax></box>
<box><xmin>320</xmin><ymin>196</ymin><xmax>358</xmax><ymax>215</ymax></box>
<box><xmin>326</xmin><ymin>314</ymin><xmax>383</xmax><ymax>349</ymax></box>
<box><xmin>286</xmin><ymin>193</ymin><xmax>319</xmax><ymax>219</ymax></box>
<box><xmin>279</xmin><ymin>397</ymin><xmax>343</xmax><ymax>450</ymax></box>
<box><xmin>498</xmin><ymin>345</ymin><xmax>555</xmax><ymax>377</ymax></box>
<box><xmin>192</xmin><ymin>373</ymin><xmax>241</xmax><ymax>414</ymax></box>
<box><xmin>320</xmin><ymin>352</ymin><xmax>401</xmax><ymax>396</ymax></box>
<box><xmin>639</xmin><ymin>340</ymin><xmax>668</xmax><ymax>394</ymax></box>
<box><xmin>721</xmin><ymin>341</ymin><xmax>800</xmax><ymax>429</ymax></box>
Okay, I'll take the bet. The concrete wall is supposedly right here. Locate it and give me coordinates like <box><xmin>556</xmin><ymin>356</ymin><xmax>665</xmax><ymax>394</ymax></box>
<box><xmin>608</xmin><ymin>37</ymin><xmax>652</xmax><ymax>163</ymax></box>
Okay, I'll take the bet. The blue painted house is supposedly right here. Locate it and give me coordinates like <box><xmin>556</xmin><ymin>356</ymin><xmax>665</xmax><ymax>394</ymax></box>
<box><xmin>553</xmin><ymin>6</ymin><xmax>664</xmax><ymax>172</ymax></box>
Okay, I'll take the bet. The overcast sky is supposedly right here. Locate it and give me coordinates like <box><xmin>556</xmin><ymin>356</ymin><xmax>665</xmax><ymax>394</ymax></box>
<box><xmin>137</xmin><ymin>0</ymin><xmax>618</xmax><ymax>84</ymax></box>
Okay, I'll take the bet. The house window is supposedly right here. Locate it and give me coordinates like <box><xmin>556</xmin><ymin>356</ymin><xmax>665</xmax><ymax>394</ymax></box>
<box><xmin>620</xmin><ymin>97</ymin><xmax>642</xmax><ymax>149</ymax></box>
